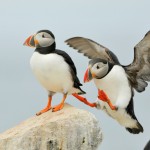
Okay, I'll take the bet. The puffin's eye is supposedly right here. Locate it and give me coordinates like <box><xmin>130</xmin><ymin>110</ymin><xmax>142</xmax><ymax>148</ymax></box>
<box><xmin>42</xmin><ymin>34</ymin><xmax>45</xmax><ymax>38</ymax></box>
<box><xmin>97</xmin><ymin>65</ymin><xmax>100</xmax><ymax>69</ymax></box>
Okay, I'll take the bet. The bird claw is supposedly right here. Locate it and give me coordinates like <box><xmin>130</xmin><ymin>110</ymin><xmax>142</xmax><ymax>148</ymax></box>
<box><xmin>95</xmin><ymin>101</ymin><xmax>102</xmax><ymax>110</ymax></box>
<box><xmin>36</xmin><ymin>107</ymin><xmax>51</xmax><ymax>116</ymax></box>
<box><xmin>115</xmin><ymin>106</ymin><xmax>118</xmax><ymax>111</ymax></box>
<box><xmin>36</xmin><ymin>112</ymin><xmax>42</xmax><ymax>116</ymax></box>
<box><xmin>52</xmin><ymin>103</ymin><xmax>64</xmax><ymax>112</ymax></box>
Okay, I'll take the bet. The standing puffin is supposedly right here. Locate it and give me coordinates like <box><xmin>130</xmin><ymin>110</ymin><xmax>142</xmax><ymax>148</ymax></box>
<box><xmin>24</xmin><ymin>30</ymin><xmax>96</xmax><ymax>115</ymax></box>
<box><xmin>65</xmin><ymin>31</ymin><xmax>150</xmax><ymax>134</ymax></box>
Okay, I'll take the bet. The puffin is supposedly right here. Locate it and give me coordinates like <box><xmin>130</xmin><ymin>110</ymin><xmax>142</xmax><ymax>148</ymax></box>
<box><xmin>23</xmin><ymin>30</ymin><xmax>96</xmax><ymax>115</ymax></box>
<box><xmin>65</xmin><ymin>31</ymin><xmax>150</xmax><ymax>134</ymax></box>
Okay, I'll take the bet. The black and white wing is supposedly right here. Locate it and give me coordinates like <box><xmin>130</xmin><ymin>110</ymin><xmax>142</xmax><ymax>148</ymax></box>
<box><xmin>125</xmin><ymin>31</ymin><xmax>150</xmax><ymax>92</ymax></box>
<box><xmin>65</xmin><ymin>37</ymin><xmax>120</xmax><ymax>64</ymax></box>
<box><xmin>55</xmin><ymin>50</ymin><xmax>85</xmax><ymax>93</ymax></box>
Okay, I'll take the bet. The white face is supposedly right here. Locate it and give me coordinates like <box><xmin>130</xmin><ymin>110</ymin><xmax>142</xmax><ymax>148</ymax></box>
<box><xmin>91</xmin><ymin>62</ymin><xmax>109</xmax><ymax>79</ymax></box>
<box><xmin>34</xmin><ymin>32</ymin><xmax>55</xmax><ymax>47</ymax></box>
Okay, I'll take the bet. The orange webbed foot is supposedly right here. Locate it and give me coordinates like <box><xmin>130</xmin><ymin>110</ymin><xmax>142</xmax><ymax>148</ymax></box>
<box><xmin>52</xmin><ymin>94</ymin><xmax>67</xmax><ymax>112</ymax></box>
<box><xmin>52</xmin><ymin>103</ymin><xmax>64</xmax><ymax>112</ymax></box>
<box><xmin>98</xmin><ymin>90</ymin><xmax>117</xmax><ymax>110</ymax></box>
<box><xmin>36</xmin><ymin>107</ymin><xmax>51</xmax><ymax>116</ymax></box>
<box><xmin>98</xmin><ymin>90</ymin><xmax>109</xmax><ymax>102</ymax></box>
<box><xmin>36</xmin><ymin>96</ymin><xmax>52</xmax><ymax>116</ymax></box>
<box><xmin>72</xmin><ymin>93</ymin><xmax>97</xmax><ymax>107</ymax></box>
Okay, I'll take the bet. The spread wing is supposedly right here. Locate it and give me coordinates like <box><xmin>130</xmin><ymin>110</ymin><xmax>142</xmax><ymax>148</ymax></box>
<box><xmin>65</xmin><ymin>37</ymin><xmax>120</xmax><ymax>64</ymax></box>
<box><xmin>125</xmin><ymin>31</ymin><xmax>150</xmax><ymax>92</ymax></box>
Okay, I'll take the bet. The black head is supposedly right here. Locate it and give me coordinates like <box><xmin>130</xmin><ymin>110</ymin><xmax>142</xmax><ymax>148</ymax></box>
<box><xmin>89</xmin><ymin>58</ymin><xmax>108</xmax><ymax>67</ymax></box>
<box><xmin>37</xmin><ymin>30</ymin><xmax>55</xmax><ymax>40</ymax></box>
<box><xmin>84</xmin><ymin>58</ymin><xmax>113</xmax><ymax>82</ymax></box>
<box><xmin>24</xmin><ymin>29</ymin><xmax>55</xmax><ymax>48</ymax></box>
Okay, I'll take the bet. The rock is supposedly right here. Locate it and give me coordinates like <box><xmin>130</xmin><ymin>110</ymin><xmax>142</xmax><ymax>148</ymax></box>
<box><xmin>0</xmin><ymin>103</ymin><xmax>103</xmax><ymax>150</ymax></box>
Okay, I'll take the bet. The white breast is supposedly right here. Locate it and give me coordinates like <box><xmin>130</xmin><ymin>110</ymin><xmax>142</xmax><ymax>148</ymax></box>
<box><xmin>95</xmin><ymin>65</ymin><xmax>137</xmax><ymax>129</ymax></box>
<box><xmin>94</xmin><ymin>65</ymin><xmax>132</xmax><ymax>109</ymax></box>
<box><xmin>30</xmin><ymin>52</ymin><xmax>74</xmax><ymax>94</ymax></box>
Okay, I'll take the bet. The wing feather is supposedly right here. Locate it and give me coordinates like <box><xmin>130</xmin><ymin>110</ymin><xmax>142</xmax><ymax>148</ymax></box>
<box><xmin>65</xmin><ymin>37</ymin><xmax>120</xmax><ymax>64</ymax></box>
<box><xmin>125</xmin><ymin>31</ymin><xmax>150</xmax><ymax>92</ymax></box>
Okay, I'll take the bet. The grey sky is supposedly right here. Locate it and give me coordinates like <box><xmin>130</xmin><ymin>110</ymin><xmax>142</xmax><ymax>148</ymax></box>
<box><xmin>0</xmin><ymin>0</ymin><xmax>150</xmax><ymax>149</ymax></box>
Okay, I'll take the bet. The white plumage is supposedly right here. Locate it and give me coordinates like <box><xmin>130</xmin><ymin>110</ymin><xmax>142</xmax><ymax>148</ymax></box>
<box><xmin>96</xmin><ymin>100</ymin><xmax>138</xmax><ymax>129</ymax></box>
<box><xmin>94</xmin><ymin>65</ymin><xmax>131</xmax><ymax>108</ymax></box>
<box><xmin>95</xmin><ymin>65</ymin><xmax>138</xmax><ymax>129</ymax></box>
<box><xmin>30</xmin><ymin>52</ymin><xmax>81</xmax><ymax>94</ymax></box>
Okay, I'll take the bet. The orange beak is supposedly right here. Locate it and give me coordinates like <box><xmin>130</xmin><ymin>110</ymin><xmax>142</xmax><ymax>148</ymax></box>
<box><xmin>23</xmin><ymin>35</ymin><xmax>36</xmax><ymax>47</ymax></box>
<box><xmin>84</xmin><ymin>68</ymin><xmax>93</xmax><ymax>83</ymax></box>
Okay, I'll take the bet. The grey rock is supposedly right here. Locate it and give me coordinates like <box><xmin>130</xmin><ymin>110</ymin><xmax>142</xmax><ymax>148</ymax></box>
<box><xmin>0</xmin><ymin>103</ymin><xmax>103</xmax><ymax>150</ymax></box>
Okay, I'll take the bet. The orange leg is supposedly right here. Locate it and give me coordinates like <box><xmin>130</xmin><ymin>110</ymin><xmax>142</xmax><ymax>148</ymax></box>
<box><xmin>36</xmin><ymin>96</ymin><xmax>52</xmax><ymax>116</ymax></box>
<box><xmin>52</xmin><ymin>94</ymin><xmax>67</xmax><ymax>112</ymax></box>
<box><xmin>72</xmin><ymin>93</ymin><xmax>97</xmax><ymax>107</ymax></box>
<box><xmin>98</xmin><ymin>90</ymin><xmax>117</xmax><ymax>110</ymax></box>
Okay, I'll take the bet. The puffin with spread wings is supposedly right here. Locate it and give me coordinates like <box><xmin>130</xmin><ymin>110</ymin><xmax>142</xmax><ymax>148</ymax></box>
<box><xmin>65</xmin><ymin>31</ymin><xmax>150</xmax><ymax>134</ymax></box>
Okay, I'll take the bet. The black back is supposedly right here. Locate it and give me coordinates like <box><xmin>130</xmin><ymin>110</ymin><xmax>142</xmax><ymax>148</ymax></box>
<box><xmin>54</xmin><ymin>49</ymin><xmax>84</xmax><ymax>91</ymax></box>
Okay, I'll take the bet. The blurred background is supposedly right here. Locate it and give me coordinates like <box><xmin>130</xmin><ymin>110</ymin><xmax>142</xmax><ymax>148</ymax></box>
<box><xmin>0</xmin><ymin>0</ymin><xmax>150</xmax><ymax>149</ymax></box>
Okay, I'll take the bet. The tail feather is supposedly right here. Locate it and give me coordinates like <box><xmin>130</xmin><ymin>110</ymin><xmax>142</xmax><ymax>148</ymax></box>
<box><xmin>72</xmin><ymin>87</ymin><xmax>86</xmax><ymax>95</ymax></box>
<box><xmin>78</xmin><ymin>88</ymin><xmax>86</xmax><ymax>95</ymax></box>
<box><xmin>125</xmin><ymin>97</ymin><xmax>143</xmax><ymax>134</ymax></box>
